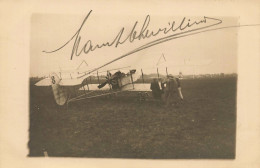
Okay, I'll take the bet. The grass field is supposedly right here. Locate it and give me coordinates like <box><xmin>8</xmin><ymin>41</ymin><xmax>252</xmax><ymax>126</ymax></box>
<box><xmin>28</xmin><ymin>77</ymin><xmax>236</xmax><ymax>159</ymax></box>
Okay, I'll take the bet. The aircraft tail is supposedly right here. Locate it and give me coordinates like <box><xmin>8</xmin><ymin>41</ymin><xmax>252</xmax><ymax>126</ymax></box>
<box><xmin>49</xmin><ymin>72</ymin><xmax>68</xmax><ymax>106</ymax></box>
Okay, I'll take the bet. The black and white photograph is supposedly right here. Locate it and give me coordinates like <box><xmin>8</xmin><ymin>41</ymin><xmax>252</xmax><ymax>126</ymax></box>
<box><xmin>29</xmin><ymin>13</ymin><xmax>238</xmax><ymax>158</ymax></box>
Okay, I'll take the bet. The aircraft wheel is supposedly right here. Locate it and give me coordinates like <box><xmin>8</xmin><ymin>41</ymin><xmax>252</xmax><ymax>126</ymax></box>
<box><xmin>137</xmin><ymin>92</ymin><xmax>148</xmax><ymax>102</ymax></box>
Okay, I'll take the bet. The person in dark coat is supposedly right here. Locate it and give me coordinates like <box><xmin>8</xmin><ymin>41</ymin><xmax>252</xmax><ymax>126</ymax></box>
<box><xmin>164</xmin><ymin>75</ymin><xmax>184</xmax><ymax>107</ymax></box>
<box><xmin>150</xmin><ymin>78</ymin><xmax>162</xmax><ymax>99</ymax></box>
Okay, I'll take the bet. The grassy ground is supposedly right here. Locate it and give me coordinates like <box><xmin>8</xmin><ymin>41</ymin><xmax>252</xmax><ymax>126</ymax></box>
<box><xmin>28</xmin><ymin>77</ymin><xmax>236</xmax><ymax>159</ymax></box>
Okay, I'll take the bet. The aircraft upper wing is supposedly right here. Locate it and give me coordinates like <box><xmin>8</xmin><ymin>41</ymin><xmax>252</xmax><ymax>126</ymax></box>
<box><xmin>35</xmin><ymin>73</ymin><xmax>91</xmax><ymax>86</ymax></box>
<box><xmin>34</xmin><ymin>76</ymin><xmax>84</xmax><ymax>86</ymax></box>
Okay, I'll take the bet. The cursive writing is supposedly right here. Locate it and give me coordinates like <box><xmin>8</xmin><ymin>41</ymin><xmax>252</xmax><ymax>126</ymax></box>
<box><xmin>43</xmin><ymin>10</ymin><xmax>222</xmax><ymax>60</ymax></box>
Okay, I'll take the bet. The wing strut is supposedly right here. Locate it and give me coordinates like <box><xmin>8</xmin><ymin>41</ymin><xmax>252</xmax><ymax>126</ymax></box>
<box><xmin>86</xmin><ymin>78</ymin><xmax>89</xmax><ymax>91</ymax></box>
<box><xmin>97</xmin><ymin>71</ymin><xmax>100</xmax><ymax>85</ymax></box>
<box><xmin>107</xmin><ymin>71</ymin><xmax>112</xmax><ymax>90</ymax></box>
<box><xmin>82</xmin><ymin>83</ymin><xmax>86</xmax><ymax>95</ymax></box>
<box><xmin>130</xmin><ymin>70</ymin><xmax>134</xmax><ymax>89</ymax></box>
<box><xmin>89</xmin><ymin>76</ymin><xmax>92</xmax><ymax>84</ymax></box>
<box><xmin>141</xmin><ymin>69</ymin><xmax>145</xmax><ymax>84</ymax></box>
<box><xmin>157</xmin><ymin>68</ymin><xmax>160</xmax><ymax>80</ymax></box>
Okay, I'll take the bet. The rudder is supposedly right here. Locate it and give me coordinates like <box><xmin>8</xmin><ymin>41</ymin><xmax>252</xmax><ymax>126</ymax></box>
<box><xmin>49</xmin><ymin>72</ymin><xmax>68</xmax><ymax>106</ymax></box>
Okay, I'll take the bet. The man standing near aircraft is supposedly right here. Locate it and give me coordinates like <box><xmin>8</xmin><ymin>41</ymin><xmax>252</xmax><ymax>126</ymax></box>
<box><xmin>150</xmin><ymin>78</ymin><xmax>161</xmax><ymax>99</ymax></box>
<box><xmin>164</xmin><ymin>75</ymin><xmax>184</xmax><ymax>107</ymax></box>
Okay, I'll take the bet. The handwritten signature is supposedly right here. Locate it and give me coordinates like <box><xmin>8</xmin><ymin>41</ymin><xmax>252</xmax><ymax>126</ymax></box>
<box><xmin>43</xmin><ymin>10</ymin><xmax>222</xmax><ymax>60</ymax></box>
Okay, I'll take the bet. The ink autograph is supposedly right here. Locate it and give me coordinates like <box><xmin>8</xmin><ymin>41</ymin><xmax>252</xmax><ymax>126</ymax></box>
<box><xmin>43</xmin><ymin>10</ymin><xmax>222</xmax><ymax>60</ymax></box>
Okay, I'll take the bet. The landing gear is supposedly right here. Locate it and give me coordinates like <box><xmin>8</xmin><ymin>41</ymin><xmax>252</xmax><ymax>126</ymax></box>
<box><xmin>137</xmin><ymin>92</ymin><xmax>149</xmax><ymax>102</ymax></box>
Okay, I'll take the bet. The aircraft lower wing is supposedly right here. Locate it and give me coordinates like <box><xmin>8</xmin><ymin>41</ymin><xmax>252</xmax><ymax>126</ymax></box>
<box><xmin>59</xmin><ymin>78</ymin><xmax>85</xmax><ymax>86</ymax></box>
<box><xmin>79</xmin><ymin>84</ymin><xmax>111</xmax><ymax>91</ymax></box>
<box><xmin>79</xmin><ymin>83</ymin><xmax>151</xmax><ymax>92</ymax></box>
<box><xmin>121</xmin><ymin>83</ymin><xmax>151</xmax><ymax>91</ymax></box>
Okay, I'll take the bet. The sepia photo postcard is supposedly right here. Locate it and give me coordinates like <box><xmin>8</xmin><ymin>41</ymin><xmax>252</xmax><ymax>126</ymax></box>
<box><xmin>0</xmin><ymin>0</ymin><xmax>260</xmax><ymax>168</ymax></box>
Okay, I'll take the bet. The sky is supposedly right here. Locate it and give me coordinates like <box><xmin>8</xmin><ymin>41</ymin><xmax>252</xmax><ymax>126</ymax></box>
<box><xmin>30</xmin><ymin>12</ymin><xmax>238</xmax><ymax>77</ymax></box>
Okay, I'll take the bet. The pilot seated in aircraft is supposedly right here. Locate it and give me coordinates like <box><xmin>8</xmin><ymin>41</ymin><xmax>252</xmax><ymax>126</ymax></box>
<box><xmin>98</xmin><ymin>71</ymin><xmax>126</xmax><ymax>89</ymax></box>
<box><xmin>110</xmin><ymin>71</ymin><xmax>126</xmax><ymax>89</ymax></box>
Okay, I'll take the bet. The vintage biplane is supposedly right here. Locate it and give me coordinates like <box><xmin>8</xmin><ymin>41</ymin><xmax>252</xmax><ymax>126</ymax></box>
<box><xmin>35</xmin><ymin>54</ymin><xmax>183</xmax><ymax>107</ymax></box>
